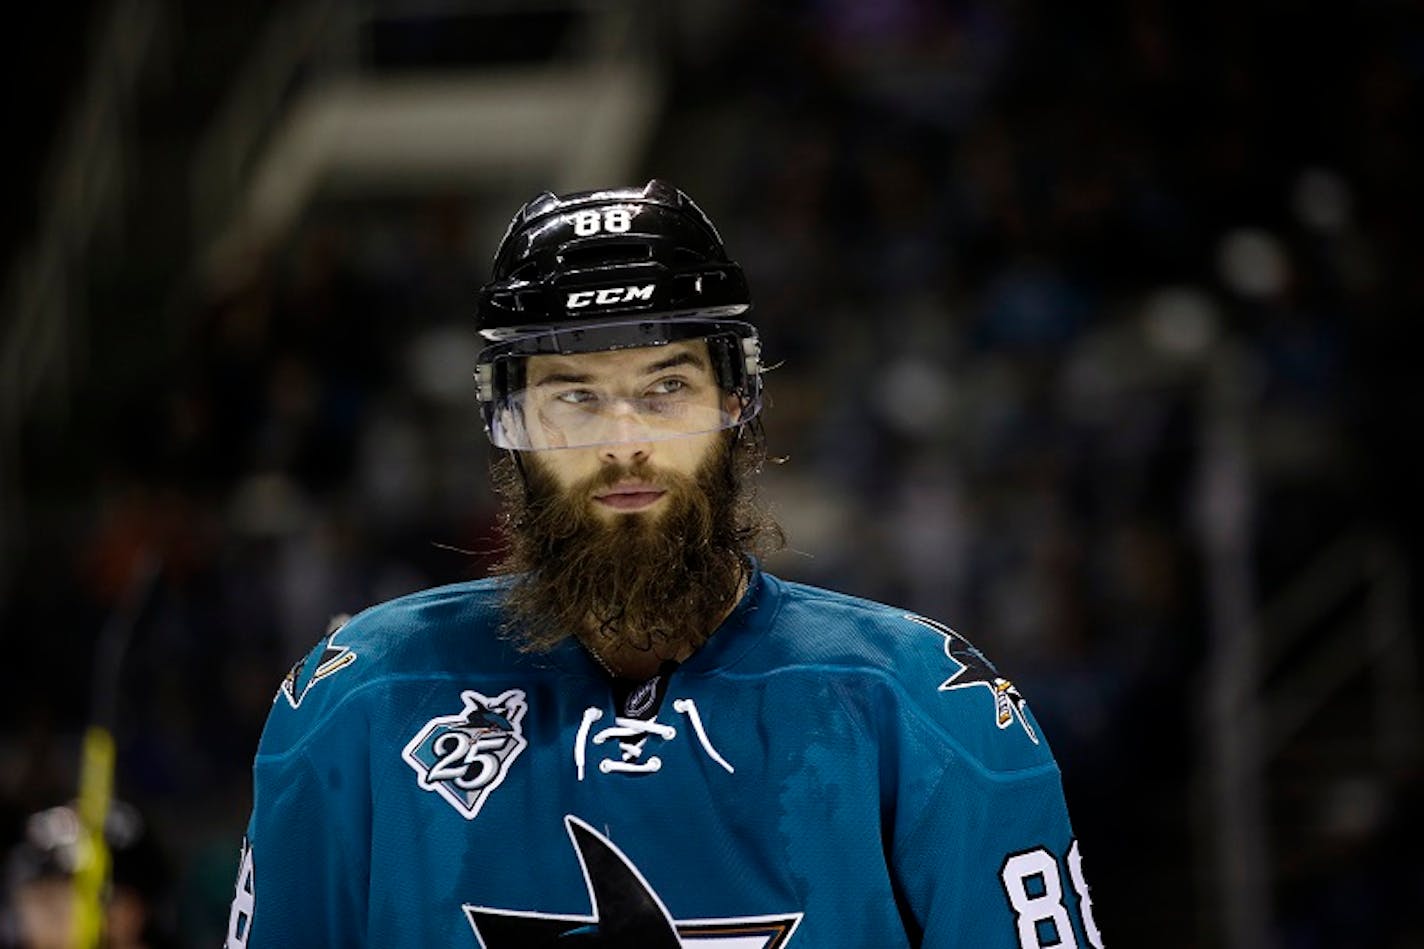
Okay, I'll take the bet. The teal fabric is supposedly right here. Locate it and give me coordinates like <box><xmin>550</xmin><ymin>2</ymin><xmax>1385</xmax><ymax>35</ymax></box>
<box><xmin>230</xmin><ymin>568</ymin><xmax>1097</xmax><ymax>948</ymax></box>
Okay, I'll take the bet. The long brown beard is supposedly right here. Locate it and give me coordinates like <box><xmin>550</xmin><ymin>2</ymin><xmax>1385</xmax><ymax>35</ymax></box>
<box><xmin>491</xmin><ymin>431</ymin><xmax>781</xmax><ymax>656</ymax></box>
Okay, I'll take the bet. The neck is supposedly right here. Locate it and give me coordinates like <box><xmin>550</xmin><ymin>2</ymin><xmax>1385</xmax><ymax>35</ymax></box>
<box><xmin>581</xmin><ymin>567</ymin><xmax>748</xmax><ymax>680</ymax></box>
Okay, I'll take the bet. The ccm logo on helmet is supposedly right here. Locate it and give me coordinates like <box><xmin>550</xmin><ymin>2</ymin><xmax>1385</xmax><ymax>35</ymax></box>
<box><xmin>566</xmin><ymin>285</ymin><xmax>655</xmax><ymax>309</ymax></box>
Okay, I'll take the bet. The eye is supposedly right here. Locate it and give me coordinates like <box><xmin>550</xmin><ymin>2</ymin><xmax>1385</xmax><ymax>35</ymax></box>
<box><xmin>555</xmin><ymin>389</ymin><xmax>598</xmax><ymax>405</ymax></box>
<box><xmin>646</xmin><ymin>377</ymin><xmax>689</xmax><ymax>397</ymax></box>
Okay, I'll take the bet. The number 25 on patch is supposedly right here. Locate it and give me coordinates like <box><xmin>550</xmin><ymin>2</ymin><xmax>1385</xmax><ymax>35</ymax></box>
<box><xmin>1001</xmin><ymin>840</ymin><xmax>1103</xmax><ymax>948</ymax></box>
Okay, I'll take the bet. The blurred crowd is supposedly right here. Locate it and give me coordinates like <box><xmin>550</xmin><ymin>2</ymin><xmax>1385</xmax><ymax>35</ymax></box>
<box><xmin>3</xmin><ymin>1</ymin><xmax>1422</xmax><ymax>946</ymax></box>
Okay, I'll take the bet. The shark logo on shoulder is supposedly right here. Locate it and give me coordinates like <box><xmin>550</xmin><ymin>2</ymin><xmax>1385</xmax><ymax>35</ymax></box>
<box><xmin>280</xmin><ymin>614</ymin><xmax>357</xmax><ymax>709</ymax></box>
<box><xmin>464</xmin><ymin>815</ymin><xmax>802</xmax><ymax>947</ymax></box>
<box><xmin>905</xmin><ymin>614</ymin><xmax>1039</xmax><ymax>744</ymax></box>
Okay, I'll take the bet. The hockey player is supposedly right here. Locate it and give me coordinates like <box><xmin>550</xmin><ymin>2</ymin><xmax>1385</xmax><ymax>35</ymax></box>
<box><xmin>226</xmin><ymin>180</ymin><xmax>1103</xmax><ymax>948</ymax></box>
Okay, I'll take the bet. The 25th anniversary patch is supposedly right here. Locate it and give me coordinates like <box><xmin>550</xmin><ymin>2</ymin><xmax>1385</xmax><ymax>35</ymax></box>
<box><xmin>402</xmin><ymin>689</ymin><xmax>528</xmax><ymax>819</ymax></box>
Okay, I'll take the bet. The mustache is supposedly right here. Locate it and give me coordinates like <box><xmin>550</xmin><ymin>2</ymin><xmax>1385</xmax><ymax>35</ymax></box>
<box><xmin>517</xmin><ymin>459</ymin><xmax>693</xmax><ymax>548</ymax></box>
<box><xmin>583</xmin><ymin>460</ymin><xmax>676</xmax><ymax>494</ymax></box>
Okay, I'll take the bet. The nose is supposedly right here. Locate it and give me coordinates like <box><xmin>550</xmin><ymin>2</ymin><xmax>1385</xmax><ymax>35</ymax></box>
<box><xmin>600</xmin><ymin>441</ymin><xmax>650</xmax><ymax>467</ymax></box>
<box><xmin>598</xmin><ymin>402</ymin><xmax>653</xmax><ymax>466</ymax></box>
<box><xmin>599</xmin><ymin>434</ymin><xmax>651</xmax><ymax>467</ymax></box>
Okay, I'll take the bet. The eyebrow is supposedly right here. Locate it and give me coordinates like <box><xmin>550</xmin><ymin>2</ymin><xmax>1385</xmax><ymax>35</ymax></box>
<box><xmin>531</xmin><ymin>350</ymin><xmax>708</xmax><ymax>387</ymax></box>
<box><xmin>641</xmin><ymin>351</ymin><xmax>707</xmax><ymax>375</ymax></box>
<box><xmin>533</xmin><ymin>370</ymin><xmax>593</xmax><ymax>386</ymax></box>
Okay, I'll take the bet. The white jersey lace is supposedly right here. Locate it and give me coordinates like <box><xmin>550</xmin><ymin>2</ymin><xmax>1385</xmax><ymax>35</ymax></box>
<box><xmin>574</xmin><ymin>698</ymin><xmax>734</xmax><ymax>780</ymax></box>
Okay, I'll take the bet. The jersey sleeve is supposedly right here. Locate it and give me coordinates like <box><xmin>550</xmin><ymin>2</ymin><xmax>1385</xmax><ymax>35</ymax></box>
<box><xmin>890</xmin><ymin>752</ymin><xmax>1102</xmax><ymax>948</ymax></box>
<box><xmin>872</xmin><ymin>612</ymin><xmax>1104</xmax><ymax>948</ymax></box>
<box><xmin>224</xmin><ymin>653</ymin><xmax>374</xmax><ymax>947</ymax></box>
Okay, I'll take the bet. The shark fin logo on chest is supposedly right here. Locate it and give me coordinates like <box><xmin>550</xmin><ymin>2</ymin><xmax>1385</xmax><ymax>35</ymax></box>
<box><xmin>464</xmin><ymin>815</ymin><xmax>802</xmax><ymax>947</ymax></box>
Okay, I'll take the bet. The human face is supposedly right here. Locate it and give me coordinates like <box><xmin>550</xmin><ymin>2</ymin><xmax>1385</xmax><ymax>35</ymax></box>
<box><xmin>522</xmin><ymin>341</ymin><xmax>733</xmax><ymax>521</ymax></box>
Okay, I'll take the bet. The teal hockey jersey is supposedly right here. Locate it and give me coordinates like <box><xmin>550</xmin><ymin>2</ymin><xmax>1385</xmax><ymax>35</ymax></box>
<box><xmin>224</xmin><ymin>568</ymin><xmax>1103</xmax><ymax>948</ymax></box>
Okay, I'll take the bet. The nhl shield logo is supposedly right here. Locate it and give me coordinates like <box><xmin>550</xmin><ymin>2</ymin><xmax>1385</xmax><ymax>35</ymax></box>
<box><xmin>403</xmin><ymin>689</ymin><xmax>529</xmax><ymax>820</ymax></box>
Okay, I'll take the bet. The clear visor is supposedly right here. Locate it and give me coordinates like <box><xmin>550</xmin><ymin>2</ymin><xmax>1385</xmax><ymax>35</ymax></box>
<box><xmin>481</xmin><ymin>336</ymin><xmax>755</xmax><ymax>451</ymax></box>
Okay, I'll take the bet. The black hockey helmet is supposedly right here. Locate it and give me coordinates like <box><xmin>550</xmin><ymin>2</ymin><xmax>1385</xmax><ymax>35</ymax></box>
<box><xmin>474</xmin><ymin>180</ymin><xmax>763</xmax><ymax>451</ymax></box>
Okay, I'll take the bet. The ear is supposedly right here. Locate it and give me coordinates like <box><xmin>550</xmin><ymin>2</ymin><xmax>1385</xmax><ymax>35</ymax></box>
<box><xmin>722</xmin><ymin>392</ymin><xmax>743</xmax><ymax>423</ymax></box>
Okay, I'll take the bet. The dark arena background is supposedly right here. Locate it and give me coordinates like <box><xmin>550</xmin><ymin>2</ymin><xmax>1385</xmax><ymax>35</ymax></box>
<box><xmin>2</xmin><ymin>2</ymin><xmax>1421</xmax><ymax>946</ymax></box>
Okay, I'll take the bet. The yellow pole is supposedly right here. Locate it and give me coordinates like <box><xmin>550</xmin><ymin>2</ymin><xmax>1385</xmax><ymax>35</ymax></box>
<box><xmin>71</xmin><ymin>726</ymin><xmax>115</xmax><ymax>949</ymax></box>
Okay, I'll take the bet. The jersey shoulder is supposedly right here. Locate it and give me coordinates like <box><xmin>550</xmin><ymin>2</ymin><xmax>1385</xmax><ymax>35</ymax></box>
<box><xmin>765</xmin><ymin>577</ymin><xmax>1056</xmax><ymax>774</ymax></box>
<box><xmin>257</xmin><ymin>577</ymin><xmax>514</xmax><ymax>755</ymax></box>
